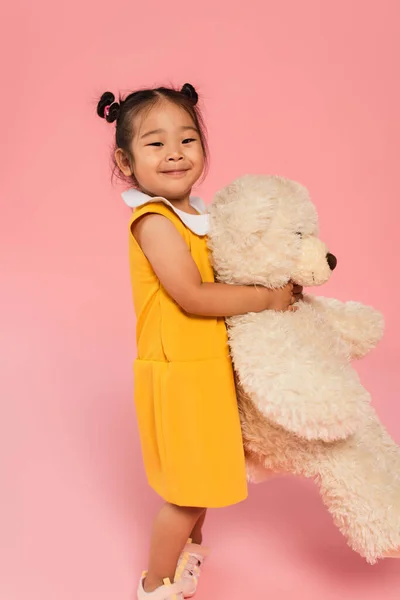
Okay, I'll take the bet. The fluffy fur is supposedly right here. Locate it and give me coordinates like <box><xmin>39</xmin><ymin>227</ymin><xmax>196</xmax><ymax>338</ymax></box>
<box><xmin>208</xmin><ymin>174</ymin><xmax>400</xmax><ymax>564</ymax></box>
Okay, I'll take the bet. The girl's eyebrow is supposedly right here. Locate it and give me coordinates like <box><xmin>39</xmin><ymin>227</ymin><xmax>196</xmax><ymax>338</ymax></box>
<box><xmin>141</xmin><ymin>125</ymin><xmax>198</xmax><ymax>139</ymax></box>
<box><xmin>141</xmin><ymin>128</ymin><xmax>164</xmax><ymax>139</ymax></box>
<box><xmin>181</xmin><ymin>125</ymin><xmax>198</xmax><ymax>133</ymax></box>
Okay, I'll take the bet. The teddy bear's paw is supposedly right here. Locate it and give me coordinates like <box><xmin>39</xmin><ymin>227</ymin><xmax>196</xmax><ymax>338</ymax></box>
<box><xmin>340</xmin><ymin>302</ymin><xmax>385</xmax><ymax>358</ymax></box>
<box><xmin>307</xmin><ymin>296</ymin><xmax>385</xmax><ymax>358</ymax></box>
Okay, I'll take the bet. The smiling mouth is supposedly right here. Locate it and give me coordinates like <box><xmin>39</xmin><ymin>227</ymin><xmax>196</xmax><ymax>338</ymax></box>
<box><xmin>160</xmin><ymin>169</ymin><xmax>189</xmax><ymax>177</ymax></box>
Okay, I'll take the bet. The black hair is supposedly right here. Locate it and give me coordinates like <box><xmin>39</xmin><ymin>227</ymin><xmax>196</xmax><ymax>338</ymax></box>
<box><xmin>97</xmin><ymin>83</ymin><xmax>208</xmax><ymax>187</ymax></box>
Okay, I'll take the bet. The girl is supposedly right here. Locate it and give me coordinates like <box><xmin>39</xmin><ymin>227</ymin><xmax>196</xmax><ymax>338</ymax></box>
<box><xmin>97</xmin><ymin>83</ymin><xmax>300</xmax><ymax>600</ymax></box>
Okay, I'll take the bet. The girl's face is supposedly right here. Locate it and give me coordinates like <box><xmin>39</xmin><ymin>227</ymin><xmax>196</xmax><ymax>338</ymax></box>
<box><xmin>117</xmin><ymin>100</ymin><xmax>205</xmax><ymax>201</ymax></box>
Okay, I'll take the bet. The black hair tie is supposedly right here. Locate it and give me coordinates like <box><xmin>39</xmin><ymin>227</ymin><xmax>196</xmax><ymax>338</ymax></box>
<box><xmin>97</xmin><ymin>91</ymin><xmax>120</xmax><ymax>123</ymax></box>
<box><xmin>181</xmin><ymin>83</ymin><xmax>198</xmax><ymax>105</ymax></box>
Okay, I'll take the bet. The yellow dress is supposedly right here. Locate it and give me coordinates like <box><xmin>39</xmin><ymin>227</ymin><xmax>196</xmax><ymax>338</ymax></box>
<box><xmin>128</xmin><ymin>200</ymin><xmax>248</xmax><ymax>508</ymax></box>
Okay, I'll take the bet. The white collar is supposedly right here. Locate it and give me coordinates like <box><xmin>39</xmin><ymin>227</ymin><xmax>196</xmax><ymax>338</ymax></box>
<box><xmin>121</xmin><ymin>189</ymin><xmax>209</xmax><ymax>236</ymax></box>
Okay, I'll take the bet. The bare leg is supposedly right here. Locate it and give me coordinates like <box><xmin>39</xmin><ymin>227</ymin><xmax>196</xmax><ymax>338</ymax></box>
<box><xmin>384</xmin><ymin>549</ymin><xmax>400</xmax><ymax>558</ymax></box>
<box><xmin>189</xmin><ymin>509</ymin><xmax>207</xmax><ymax>545</ymax></box>
<box><xmin>144</xmin><ymin>503</ymin><xmax>205</xmax><ymax>593</ymax></box>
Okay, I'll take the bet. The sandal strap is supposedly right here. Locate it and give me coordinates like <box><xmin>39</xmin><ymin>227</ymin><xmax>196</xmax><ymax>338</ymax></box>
<box><xmin>138</xmin><ymin>575</ymin><xmax>184</xmax><ymax>600</ymax></box>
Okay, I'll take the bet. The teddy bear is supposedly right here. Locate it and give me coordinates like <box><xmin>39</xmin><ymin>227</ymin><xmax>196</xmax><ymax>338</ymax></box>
<box><xmin>207</xmin><ymin>174</ymin><xmax>400</xmax><ymax>564</ymax></box>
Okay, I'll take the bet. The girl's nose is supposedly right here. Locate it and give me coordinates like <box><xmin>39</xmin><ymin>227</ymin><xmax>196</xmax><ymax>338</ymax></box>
<box><xmin>167</xmin><ymin>153</ymin><xmax>184</xmax><ymax>161</ymax></box>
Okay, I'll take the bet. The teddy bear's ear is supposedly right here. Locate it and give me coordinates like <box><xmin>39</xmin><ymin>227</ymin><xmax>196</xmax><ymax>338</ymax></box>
<box><xmin>210</xmin><ymin>175</ymin><xmax>276</xmax><ymax>236</ymax></box>
<box><xmin>212</xmin><ymin>174</ymin><xmax>278</xmax><ymax>209</ymax></box>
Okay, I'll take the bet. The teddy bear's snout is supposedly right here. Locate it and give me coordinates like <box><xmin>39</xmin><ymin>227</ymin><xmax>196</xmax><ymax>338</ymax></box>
<box><xmin>327</xmin><ymin>253</ymin><xmax>337</xmax><ymax>271</ymax></box>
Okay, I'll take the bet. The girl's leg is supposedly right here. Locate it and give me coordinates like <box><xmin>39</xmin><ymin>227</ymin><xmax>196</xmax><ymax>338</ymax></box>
<box><xmin>144</xmin><ymin>503</ymin><xmax>205</xmax><ymax>593</ymax></box>
<box><xmin>189</xmin><ymin>509</ymin><xmax>207</xmax><ymax>545</ymax></box>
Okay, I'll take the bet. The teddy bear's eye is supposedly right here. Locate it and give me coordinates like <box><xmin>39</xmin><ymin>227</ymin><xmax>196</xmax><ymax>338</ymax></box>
<box><xmin>296</xmin><ymin>232</ymin><xmax>303</xmax><ymax>238</ymax></box>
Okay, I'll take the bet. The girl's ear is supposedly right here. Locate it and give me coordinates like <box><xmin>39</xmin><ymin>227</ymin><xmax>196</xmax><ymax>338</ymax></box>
<box><xmin>115</xmin><ymin>148</ymin><xmax>133</xmax><ymax>177</ymax></box>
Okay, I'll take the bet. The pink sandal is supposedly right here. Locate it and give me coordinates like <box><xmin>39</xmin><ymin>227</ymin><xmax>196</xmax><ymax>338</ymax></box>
<box><xmin>137</xmin><ymin>574</ymin><xmax>184</xmax><ymax>600</ymax></box>
<box><xmin>175</xmin><ymin>539</ymin><xmax>210</xmax><ymax>598</ymax></box>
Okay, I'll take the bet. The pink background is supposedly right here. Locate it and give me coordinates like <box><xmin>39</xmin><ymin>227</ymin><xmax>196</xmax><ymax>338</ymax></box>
<box><xmin>1</xmin><ymin>1</ymin><xmax>399</xmax><ymax>599</ymax></box>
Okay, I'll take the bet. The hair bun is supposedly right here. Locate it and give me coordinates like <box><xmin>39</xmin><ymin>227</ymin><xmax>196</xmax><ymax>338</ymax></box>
<box><xmin>181</xmin><ymin>83</ymin><xmax>198</xmax><ymax>105</ymax></box>
<box><xmin>97</xmin><ymin>91</ymin><xmax>120</xmax><ymax>123</ymax></box>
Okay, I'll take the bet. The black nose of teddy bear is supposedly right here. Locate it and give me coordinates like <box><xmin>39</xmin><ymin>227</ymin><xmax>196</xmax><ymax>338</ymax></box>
<box><xmin>326</xmin><ymin>253</ymin><xmax>337</xmax><ymax>271</ymax></box>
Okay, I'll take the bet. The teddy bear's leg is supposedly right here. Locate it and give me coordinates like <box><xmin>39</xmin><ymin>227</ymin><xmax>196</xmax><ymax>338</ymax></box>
<box><xmin>316</xmin><ymin>406</ymin><xmax>400</xmax><ymax>564</ymax></box>
<box><xmin>237</xmin><ymin>383</ymin><xmax>400</xmax><ymax>562</ymax></box>
<box><xmin>303</xmin><ymin>296</ymin><xmax>384</xmax><ymax>359</ymax></box>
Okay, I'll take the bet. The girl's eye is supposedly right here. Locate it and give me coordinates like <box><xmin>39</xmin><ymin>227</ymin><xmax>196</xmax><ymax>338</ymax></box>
<box><xmin>182</xmin><ymin>138</ymin><xmax>196</xmax><ymax>144</ymax></box>
<box><xmin>148</xmin><ymin>142</ymin><xmax>163</xmax><ymax>147</ymax></box>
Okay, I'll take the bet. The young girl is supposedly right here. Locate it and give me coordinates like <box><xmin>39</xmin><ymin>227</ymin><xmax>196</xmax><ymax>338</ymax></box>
<box><xmin>97</xmin><ymin>83</ymin><xmax>300</xmax><ymax>600</ymax></box>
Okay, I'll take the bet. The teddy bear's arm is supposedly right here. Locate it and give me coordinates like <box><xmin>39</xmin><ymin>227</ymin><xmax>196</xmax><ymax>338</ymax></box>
<box><xmin>303</xmin><ymin>295</ymin><xmax>384</xmax><ymax>359</ymax></box>
<box><xmin>228</xmin><ymin>312</ymin><xmax>370</xmax><ymax>443</ymax></box>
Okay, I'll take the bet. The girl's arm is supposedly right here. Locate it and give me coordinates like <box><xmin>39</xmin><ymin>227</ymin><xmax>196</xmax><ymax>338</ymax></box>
<box><xmin>132</xmin><ymin>214</ymin><xmax>294</xmax><ymax>317</ymax></box>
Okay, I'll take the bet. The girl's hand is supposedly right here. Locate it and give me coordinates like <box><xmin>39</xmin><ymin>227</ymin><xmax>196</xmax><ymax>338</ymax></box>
<box><xmin>264</xmin><ymin>283</ymin><xmax>296</xmax><ymax>312</ymax></box>
<box><xmin>292</xmin><ymin>283</ymin><xmax>304</xmax><ymax>303</ymax></box>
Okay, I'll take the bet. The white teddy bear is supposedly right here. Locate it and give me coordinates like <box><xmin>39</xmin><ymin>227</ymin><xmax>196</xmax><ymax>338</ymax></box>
<box><xmin>208</xmin><ymin>174</ymin><xmax>400</xmax><ymax>564</ymax></box>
